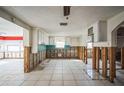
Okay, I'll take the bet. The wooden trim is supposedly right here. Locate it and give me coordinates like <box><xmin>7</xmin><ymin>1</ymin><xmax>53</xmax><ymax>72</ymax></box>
<box><xmin>82</xmin><ymin>47</ymin><xmax>85</xmax><ymax>62</ymax></box>
<box><xmin>96</xmin><ymin>47</ymin><xmax>100</xmax><ymax>72</ymax></box>
<box><xmin>102</xmin><ymin>47</ymin><xmax>107</xmax><ymax>78</ymax></box>
<box><xmin>108</xmin><ymin>47</ymin><xmax>116</xmax><ymax>82</ymax></box>
<box><xmin>33</xmin><ymin>53</ymin><xmax>37</xmax><ymax>68</ymax></box>
<box><xmin>78</xmin><ymin>47</ymin><xmax>83</xmax><ymax>59</ymax></box>
<box><xmin>24</xmin><ymin>47</ymin><xmax>31</xmax><ymax>73</ymax></box>
<box><xmin>84</xmin><ymin>47</ymin><xmax>87</xmax><ymax>64</ymax></box>
<box><xmin>121</xmin><ymin>47</ymin><xmax>124</xmax><ymax>69</ymax></box>
<box><xmin>92</xmin><ymin>47</ymin><xmax>96</xmax><ymax>69</ymax></box>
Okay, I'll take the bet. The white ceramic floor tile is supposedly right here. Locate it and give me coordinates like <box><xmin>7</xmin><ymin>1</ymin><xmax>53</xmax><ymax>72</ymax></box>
<box><xmin>35</xmin><ymin>80</ymin><xmax>50</xmax><ymax>86</ymax></box>
<box><xmin>26</xmin><ymin>75</ymin><xmax>41</xmax><ymax>80</ymax></box>
<box><xmin>64</xmin><ymin>81</ymin><xmax>77</xmax><ymax>86</ymax></box>
<box><xmin>21</xmin><ymin>81</ymin><xmax>37</xmax><ymax>86</ymax></box>
<box><xmin>3</xmin><ymin>80</ymin><xmax>24</xmax><ymax>86</ymax></box>
<box><xmin>39</xmin><ymin>74</ymin><xmax>52</xmax><ymax>80</ymax></box>
<box><xmin>76</xmin><ymin>81</ymin><xmax>90</xmax><ymax>86</ymax></box>
<box><xmin>63</xmin><ymin>74</ymin><xmax>74</xmax><ymax>80</ymax></box>
<box><xmin>51</xmin><ymin>74</ymin><xmax>63</xmax><ymax>80</ymax></box>
<box><xmin>0</xmin><ymin>59</ymin><xmax>124</xmax><ymax>86</ymax></box>
<box><xmin>50</xmin><ymin>81</ymin><xmax>63</xmax><ymax>86</ymax></box>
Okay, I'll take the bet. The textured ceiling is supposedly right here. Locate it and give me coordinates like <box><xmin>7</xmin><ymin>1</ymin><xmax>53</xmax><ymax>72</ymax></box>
<box><xmin>1</xmin><ymin>6</ymin><xmax>124</xmax><ymax>36</ymax></box>
<box><xmin>0</xmin><ymin>17</ymin><xmax>23</xmax><ymax>36</ymax></box>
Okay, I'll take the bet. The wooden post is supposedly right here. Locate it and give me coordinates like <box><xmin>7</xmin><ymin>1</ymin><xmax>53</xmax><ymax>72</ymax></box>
<box><xmin>96</xmin><ymin>47</ymin><xmax>100</xmax><ymax>72</ymax></box>
<box><xmin>92</xmin><ymin>47</ymin><xmax>96</xmax><ymax>69</ymax></box>
<box><xmin>84</xmin><ymin>47</ymin><xmax>86</xmax><ymax>63</ymax></box>
<box><xmin>82</xmin><ymin>47</ymin><xmax>85</xmax><ymax>62</ymax></box>
<box><xmin>34</xmin><ymin>53</ymin><xmax>37</xmax><ymax>67</ymax></box>
<box><xmin>84</xmin><ymin>47</ymin><xmax>88</xmax><ymax>64</ymax></box>
<box><xmin>102</xmin><ymin>47</ymin><xmax>107</xmax><ymax>78</ymax></box>
<box><xmin>24</xmin><ymin>47</ymin><xmax>30</xmax><ymax>73</ymax></box>
<box><xmin>121</xmin><ymin>47</ymin><xmax>124</xmax><ymax>69</ymax></box>
<box><xmin>77</xmin><ymin>47</ymin><xmax>80</xmax><ymax>59</ymax></box>
<box><xmin>108</xmin><ymin>47</ymin><xmax>116</xmax><ymax>82</ymax></box>
<box><xmin>32</xmin><ymin>53</ymin><xmax>34</xmax><ymax>68</ymax></box>
<box><xmin>78</xmin><ymin>47</ymin><xmax>83</xmax><ymax>60</ymax></box>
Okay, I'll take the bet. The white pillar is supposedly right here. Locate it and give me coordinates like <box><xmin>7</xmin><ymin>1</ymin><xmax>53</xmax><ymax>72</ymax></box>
<box><xmin>32</xmin><ymin>28</ymin><xmax>39</xmax><ymax>53</ymax></box>
<box><xmin>23</xmin><ymin>28</ymin><xmax>32</xmax><ymax>47</ymax></box>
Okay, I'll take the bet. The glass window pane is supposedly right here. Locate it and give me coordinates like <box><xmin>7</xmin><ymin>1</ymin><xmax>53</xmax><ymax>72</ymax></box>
<box><xmin>56</xmin><ymin>42</ymin><xmax>65</xmax><ymax>48</ymax></box>
<box><xmin>7</xmin><ymin>46</ymin><xmax>20</xmax><ymax>52</ymax></box>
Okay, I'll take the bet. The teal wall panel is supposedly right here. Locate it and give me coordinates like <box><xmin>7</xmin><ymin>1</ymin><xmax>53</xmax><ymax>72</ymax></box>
<box><xmin>38</xmin><ymin>44</ymin><xmax>46</xmax><ymax>51</ymax></box>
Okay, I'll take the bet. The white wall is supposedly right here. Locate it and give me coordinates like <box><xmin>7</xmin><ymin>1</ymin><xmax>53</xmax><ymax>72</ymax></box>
<box><xmin>65</xmin><ymin>36</ymin><xmax>71</xmax><ymax>45</ymax></box>
<box><xmin>92</xmin><ymin>22</ymin><xmax>99</xmax><ymax>42</ymax></box>
<box><xmin>32</xmin><ymin>28</ymin><xmax>39</xmax><ymax>53</ymax></box>
<box><xmin>23</xmin><ymin>28</ymin><xmax>32</xmax><ymax>47</ymax></box>
<box><xmin>71</xmin><ymin>37</ymin><xmax>80</xmax><ymax>46</ymax></box>
<box><xmin>31</xmin><ymin>28</ymin><xmax>49</xmax><ymax>53</ymax></box>
<box><xmin>49</xmin><ymin>36</ymin><xmax>55</xmax><ymax>45</ymax></box>
<box><xmin>99</xmin><ymin>21</ymin><xmax>107</xmax><ymax>41</ymax></box>
<box><xmin>87</xmin><ymin>11</ymin><xmax>124</xmax><ymax>47</ymax></box>
<box><xmin>49</xmin><ymin>36</ymin><xmax>80</xmax><ymax>46</ymax></box>
<box><xmin>79</xmin><ymin>28</ymin><xmax>88</xmax><ymax>46</ymax></box>
<box><xmin>79</xmin><ymin>20</ymin><xmax>108</xmax><ymax>47</ymax></box>
<box><xmin>87</xmin><ymin>20</ymin><xmax>107</xmax><ymax>43</ymax></box>
<box><xmin>107</xmin><ymin>11</ymin><xmax>124</xmax><ymax>46</ymax></box>
<box><xmin>38</xmin><ymin>29</ymin><xmax>49</xmax><ymax>45</ymax></box>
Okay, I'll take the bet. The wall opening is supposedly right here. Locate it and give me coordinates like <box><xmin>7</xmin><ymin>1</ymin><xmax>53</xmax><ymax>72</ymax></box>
<box><xmin>0</xmin><ymin>17</ymin><xmax>24</xmax><ymax>74</ymax></box>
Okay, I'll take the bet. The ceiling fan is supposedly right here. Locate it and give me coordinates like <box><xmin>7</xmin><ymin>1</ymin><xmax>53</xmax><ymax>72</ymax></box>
<box><xmin>59</xmin><ymin>6</ymin><xmax>71</xmax><ymax>26</ymax></box>
<box><xmin>63</xmin><ymin>6</ymin><xmax>71</xmax><ymax>16</ymax></box>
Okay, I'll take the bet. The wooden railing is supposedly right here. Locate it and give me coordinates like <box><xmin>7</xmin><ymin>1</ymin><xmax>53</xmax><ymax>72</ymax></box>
<box><xmin>0</xmin><ymin>51</ymin><xmax>23</xmax><ymax>59</ymax></box>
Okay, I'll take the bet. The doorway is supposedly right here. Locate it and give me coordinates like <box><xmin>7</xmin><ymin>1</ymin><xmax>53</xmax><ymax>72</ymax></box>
<box><xmin>0</xmin><ymin>17</ymin><xmax>24</xmax><ymax>76</ymax></box>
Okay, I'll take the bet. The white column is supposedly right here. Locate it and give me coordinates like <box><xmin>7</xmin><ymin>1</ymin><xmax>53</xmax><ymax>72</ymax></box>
<box><xmin>23</xmin><ymin>28</ymin><xmax>32</xmax><ymax>47</ymax></box>
<box><xmin>32</xmin><ymin>28</ymin><xmax>39</xmax><ymax>53</ymax></box>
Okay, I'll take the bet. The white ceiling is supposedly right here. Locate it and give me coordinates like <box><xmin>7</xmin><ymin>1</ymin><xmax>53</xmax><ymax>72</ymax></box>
<box><xmin>1</xmin><ymin>6</ymin><xmax>124</xmax><ymax>36</ymax></box>
<box><xmin>0</xmin><ymin>17</ymin><xmax>23</xmax><ymax>36</ymax></box>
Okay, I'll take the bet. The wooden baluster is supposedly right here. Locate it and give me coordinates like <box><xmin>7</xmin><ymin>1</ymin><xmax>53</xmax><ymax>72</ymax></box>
<box><xmin>85</xmin><ymin>47</ymin><xmax>87</xmax><ymax>64</ymax></box>
<box><xmin>24</xmin><ymin>47</ymin><xmax>30</xmax><ymax>73</ymax></box>
<box><xmin>108</xmin><ymin>47</ymin><xmax>116</xmax><ymax>82</ymax></box>
<box><xmin>121</xmin><ymin>47</ymin><xmax>124</xmax><ymax>69</ymax></box>
<box><xmin>82</xmin><ymin>47</ymin><xmax>84</xmax><ymax>62</ymax></box>
<box><xmin>96</xmin><ymin>47</ymin><xmax>100</xmax><ymax>72</ymax></box>
<box><xmin>102</xmin><ymin>47</ymin><xmax>107</xmax><ymax>79</ymax></box>
<box><xmin>92</xmin><ymin>47</ymin><xmax>96</xmax><ymax>69</ymax></box>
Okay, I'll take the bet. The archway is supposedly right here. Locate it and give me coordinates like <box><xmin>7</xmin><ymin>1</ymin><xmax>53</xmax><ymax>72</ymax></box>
<box><xmin>111</xmin><ymin>21</ymin><xmax>124</xmax><ymax>82</ymax></box>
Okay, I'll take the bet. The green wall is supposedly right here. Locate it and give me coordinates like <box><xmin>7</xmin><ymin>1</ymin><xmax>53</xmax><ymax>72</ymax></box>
<box><xmin>38</xmin><ymin>44</ymin><xmax>46</xmax><ymax>51</ymax></box>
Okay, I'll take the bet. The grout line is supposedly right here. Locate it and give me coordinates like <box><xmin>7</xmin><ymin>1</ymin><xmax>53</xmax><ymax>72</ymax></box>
<box><xmin>48</xmin><ymin>61</ymin><xmax>56</xmax><ymax>86</ymax></box>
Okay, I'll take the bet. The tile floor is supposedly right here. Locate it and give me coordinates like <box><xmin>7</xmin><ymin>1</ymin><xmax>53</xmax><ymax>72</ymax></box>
<box><xmin>0</xmin><ymin>59</ymin><xmax>124</xmax><ymax>86</ymax></box>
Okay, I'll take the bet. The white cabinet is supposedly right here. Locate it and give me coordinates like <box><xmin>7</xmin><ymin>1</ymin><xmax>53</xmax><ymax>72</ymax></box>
<box><xmin>38</xmin><ymin>30</ymin><xmax>49</xmax><ymax>45</ymax></box>
<box><xmin>49</xmin><ymin>36</ymin><xmax>55</xmax><ymax>45</ymax></box>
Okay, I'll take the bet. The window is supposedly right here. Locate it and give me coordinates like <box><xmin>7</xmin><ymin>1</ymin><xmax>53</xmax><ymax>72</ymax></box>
<box><xmin>0</xmin><ymin>45</ymin><xmax>4</xmax><ymax>52</ymax></box>
<box><xmin>7</xmin><ymin>45</ymin><xmax>20</xmax><ymax>52</ymax></box>
<box><xmin>55</xmin><ymin>36</ymin><xmax>65</xmax><ymax>48</ymax></box>
<box><xmin>56</xmin><ymin>41</ymin><xmax>65</xmax><ymax>48</ymax></box>
<box><xmin>88</xmin><ymin>27</ymin><xmax>93</xmax><ymax>36</ymax></box>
